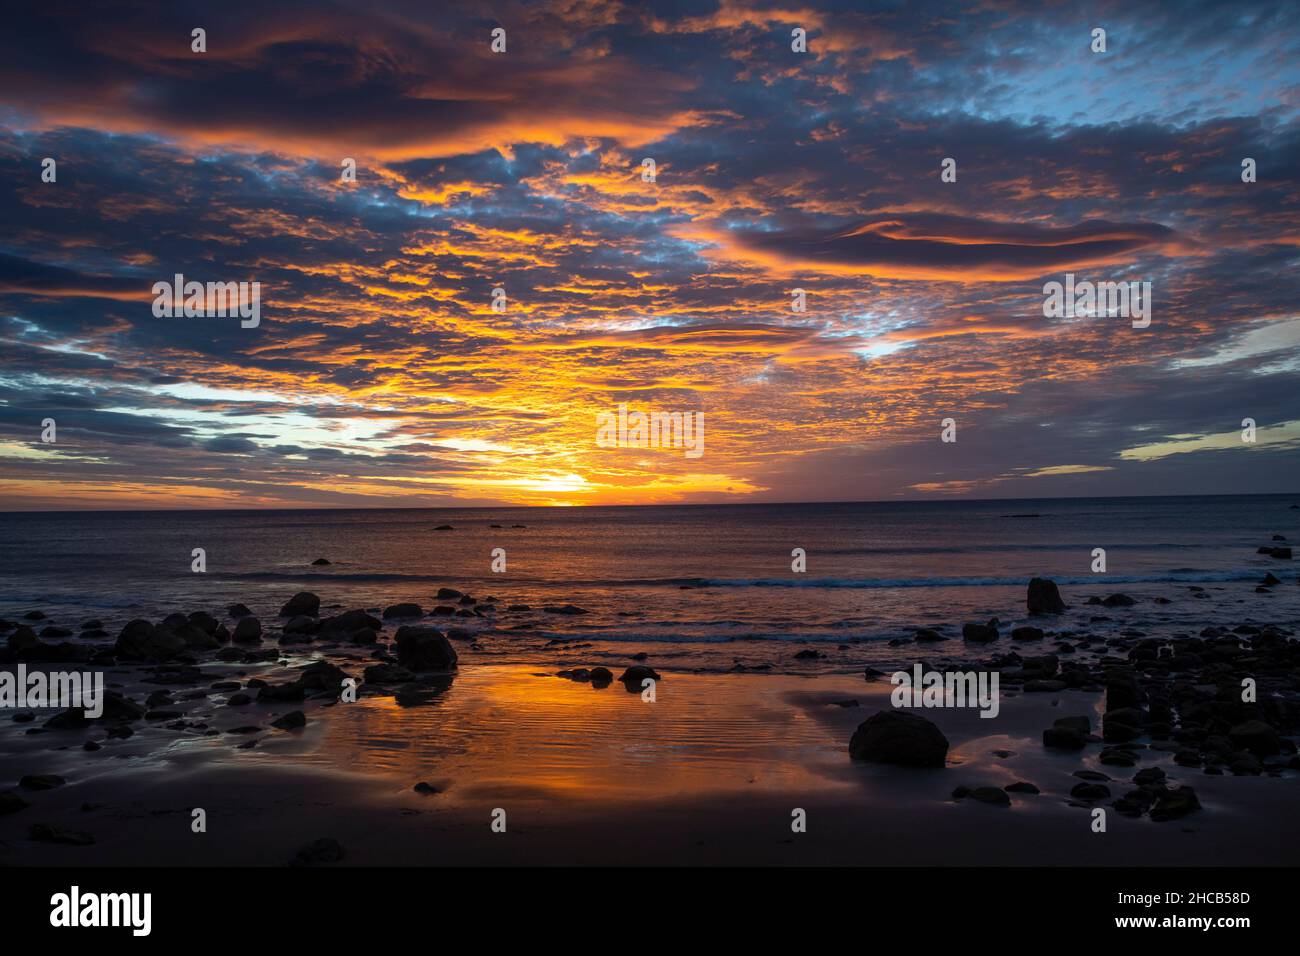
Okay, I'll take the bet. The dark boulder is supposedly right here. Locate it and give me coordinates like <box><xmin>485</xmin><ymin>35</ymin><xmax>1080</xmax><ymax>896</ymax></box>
<box><xmin>618</xmin><ymin>664</ymin><xmax>661</xmax><ymax>686</ymax></box>
<box><xmin>1027</xmin><ymin>577</ymin><xmax>1067</xmax><ymax>614</ymax></box>
<box><xmin>394</xmin><ymin>627</ymin><xmax>458</xmax><ymax>671</ymax></box>
<box><xmin>232</xmin><ymin>617</ymin><xmax>263</xmax><ymax>644</ymax></box>
<box><xmin>962</xmin><ymin>620</ymin><xmax>999</xmax><ymax>643</ymax></box>
<box><xmin>114</xmin><ymin>620</ymin><xmax>186</xmax><ymax>662</ymax></box>
<box><xmin>849</xmin><ymin>710</ymin><xmax>949</xmax><ymax>767</ymax></box>
<box><xmin>279</xmin><ymin>592</ymin><xmax>321</xmax><ymax>617</ymax></box>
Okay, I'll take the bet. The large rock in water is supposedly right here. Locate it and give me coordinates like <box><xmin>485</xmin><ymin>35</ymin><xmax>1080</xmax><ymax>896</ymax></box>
<box><xmin>1027</xmin><ymin>577</ymin><xmax>1066</xmax><ymax>614</ymax></box>
<box><xmin>849</xmin><ymin>711</ymin><xmax>949</xmax><ymax>767</ymax></box>
<box><xmin>394</xmin><ymin>627</ymin><xmax>458</xmax><ymax>671</ymax></box>
<box><xmin>279</xmin><ymin>591</ymin><xmax>321</xmax><ymax>617</ymax></box>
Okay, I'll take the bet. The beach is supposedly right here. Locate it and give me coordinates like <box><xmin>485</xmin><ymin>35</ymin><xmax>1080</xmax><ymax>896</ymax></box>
<box><xmin>2</xmin><ymin>497</ymin><xmax>1298</xmax><ymax>866</ymax></box>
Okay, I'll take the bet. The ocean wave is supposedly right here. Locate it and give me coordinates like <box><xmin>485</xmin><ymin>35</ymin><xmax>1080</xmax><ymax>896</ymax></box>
<box><xmin>690</xmin><ymin>571</ymin><xmax>1262</xmax><ymax>588</ymax></box>
<box><xmin>220</xmin><ymin>569</ymin><xmax>1263</xmax><ymax>589</ymax></box>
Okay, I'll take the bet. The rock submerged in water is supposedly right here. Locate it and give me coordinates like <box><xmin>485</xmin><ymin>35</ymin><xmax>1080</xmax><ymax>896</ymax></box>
<box><xmin>962</xmin><ymin>620</ymin><xmax>998</xmax><ymax>643</ymax></box>
<box><xmin>1027</xmin><ymin>577</ymin><xmax>1066</xmax><ymax>614</ymax></box>
<box><xmin>952</xmin><ymin>785</ymin><xmax>1010</xmax><ymax>806</ymax></box>
<box><xmin>849</xmin><ymin>710</ymin><xmax>948</xmax><ymax>768</ymax></box>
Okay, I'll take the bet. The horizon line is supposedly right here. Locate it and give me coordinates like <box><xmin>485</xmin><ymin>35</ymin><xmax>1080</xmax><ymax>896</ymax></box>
<box><xmin>2</xmin><ymin>489</ymin><xmax>1297</xmax><ymax>516</ymax></box>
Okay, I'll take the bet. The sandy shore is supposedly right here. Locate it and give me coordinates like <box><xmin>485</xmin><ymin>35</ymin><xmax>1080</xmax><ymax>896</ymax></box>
<box><xmin>3</xmin><ymin>661</ymin><xmax>1298</xmax><ymax>866</ymax></box>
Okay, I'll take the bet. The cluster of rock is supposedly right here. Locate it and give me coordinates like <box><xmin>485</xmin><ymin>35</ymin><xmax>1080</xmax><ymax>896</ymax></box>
<box><xmin>849</xmin><ymin>576</ymin><xmax>1300</xmax><ymax>824</ymax></box>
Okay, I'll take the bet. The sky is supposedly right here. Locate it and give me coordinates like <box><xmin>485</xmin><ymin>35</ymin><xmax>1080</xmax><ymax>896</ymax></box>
<box><xmin>0</xmin><ymin>0</ymin><xmax>1298</xmax><ymax>510</ymax></box>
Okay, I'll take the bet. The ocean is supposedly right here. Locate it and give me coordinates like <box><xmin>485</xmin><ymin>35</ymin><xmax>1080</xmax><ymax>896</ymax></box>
<box><xmin>2</xmin><ymin>494</ymin><xmax>1296</xmax><ymax>673</ymax></box>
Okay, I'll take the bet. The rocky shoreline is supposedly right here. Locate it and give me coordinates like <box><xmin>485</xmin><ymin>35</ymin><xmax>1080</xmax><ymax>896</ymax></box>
<box><xmin>847</xmin><ymin>575</ymin><xmax>1300</xmax><ymax>828</ymax></box>
<box><xmin>2</xmin><ymin>570</ymin><xmax>1299</xmax><ymax>861</ymax></box>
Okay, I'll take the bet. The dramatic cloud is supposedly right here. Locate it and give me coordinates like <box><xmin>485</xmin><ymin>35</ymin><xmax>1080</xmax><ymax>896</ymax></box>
<box><xmin>0</xmin><ymin>0</ymin><xmax>1297</xmax><ymax>509</ymax></box>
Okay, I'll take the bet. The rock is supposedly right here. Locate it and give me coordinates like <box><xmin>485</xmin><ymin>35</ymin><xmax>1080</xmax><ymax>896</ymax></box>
<box><xmin>22</xmin><ymin>610</ymin><xmax>46</xmax><ymax>621</ymax></box>
<box><xmin>232</xmin><ymin>617</ymin><xmax>263</xmax><ymax>644</ymax></box>
<box><xmin>7</xmin><ymin>626</ymin><xmax>39</xmax><ymax>654</ymax></box>
<box><xmin>434</xmin><ymin>524</ymin><xmax>454</xmax><ymax>531</ymax></box>
<box><xmin>257</xmin><ymin>682</ymin><xmax>305</xmax><ymax>703</ymax></box>
<box><xmin>1027</xmin><ymin>577</ymin><xmax>1066</xmax><ymax>614</ymax></box>
<box><xmin>44</xmin><ymin>708</ymin><xmax>91</xmax><ymax>730</ymax></box>
<box><xmin>1103</xmin><ymin>708</ymin><xmax>1145</xmax><ymax>742</ymax></box>
<box><xmin>1054</xmin><ymin>715</ymin><xmax>1091</xmax><ymax>734</ymax></box>
<box><xmin>1229</xmin><ymin>754</ymin><xmax>1262</xmax><ymax>775</ymax></box>
<box><xmin>1106</xmin><ymin>674</ymin><xmax>1145</xmax><ymax>710</ymax></box>
<box><xmin>1262</xmin><ymin>572</ymin><xmax>1282</xmax><ymax>586</ymax></box>
<box><xmin>793</xmin><ymin>648</ymin><xmax>821</xmax><ymax>659</ymax></box>
<box><xmin>618</xmin><ymin>665</ymin><xmax>661</xmax><ymax>686</ymax></box>
<box><xmin>436</xmin><ymin>588</ymin><xmax>463</xmax><ymax>599</ymax></box>
<box><xmin>227</xmin><ymin>603</ymin><xmax>253</xmax><ymax>618</ymax></box>
<box><xmin>1228</xmin><ymin>720</ymin><xmax>1281</xmax><ymax>756</ymax></box>
<box><xmin>968</xmin><ymin>786</ymin><xmax>1011</xmax><ymax>806</ymax></box>
<box><xmin>279</xmin><ymin>592</ymin><xmax>321</xmax><ymax>617</ymax></box>
<box><xmin>1266</xmin><ymin>547</ymin><xmax>1292</xmax><ymax>559</ymax></box>
<box><xmin>1134</xmin><ymin>767</ymin><xmax>1166</xmax><ymax>786</ymax></box>
<box><xmin>0</xmin><ymin>791</ymin><xmax>30</xmax><ymax>815</ymax></box>
<box><xmin>1149</xmin><ymin>785</ymin><xmax>1200</xmax><ymax>822</ymax></box>
<box><xmin>40</xmin><ymin>626</ymin><xmax>73</xmax><ymax>638</ymax></box>
<box><xmin>271</xmin><ymin>710</ymin><xmax>307</xmax><ymax>730</ymax></box>
<box><xmin>319</xmin><ymin>609</ymin><xmax>381</xmax><ymax>635</ymax></box>
<box><xmin>1101</xmin><ymin>593</ymin><xmax>1136</xmax><ymax>607</ymax></box>
<box><xmin>383</xmin><ymin>603</ymin><xmax>424</xmax><ymax>619</ymax></box>
<box><xmin>1070</xmin><ymin>782</ymin><xmax>1111</xmax><ymax>800</ymax></box>
<box><xmin>1011</xmin><ymin>626</ymin><xmax>1044</xmax><ymax>641</ymax></box>
<box><xmin>1004</xmin><ymin>781</ymin><xmax>1040</xmax><ymax>794</ymax></box>
<box><xmin>1043</xmin><ymin>726</ymin><xmax>1088</xmax><ymax>750</ymax></box>
<box><xmin>283</xmin><ymin>615</ymin><xmax>316</xmax><ymax>636</ymax></box>
<box><xmin>187</xmin><ymin>611</ymin><xmax>219</xmax><ymax>634</ymax></box>
<box><xmin>29</xmin><ymin>823</ymin><xmax>94</xmax><ymax>846</ymax></box>
<box><xmin>413</xmin><ymin>782</ymin><xmax>440</xmax><ymax>795</ymax></box>
<box><xmin>297</xmin><ymin>661</ymin><xmax>351</xmax><ymax>695</ymax></box>
<box><xmin>348</xmin><ymin>627</ymin><xmax>378</xmax><ymax>645</ymax></box>
<box><xmin>394</xmin><ymin>627</ymin><xmax>458</xmax><ymax>671</ymax></box>
<box><xmin>19</xmin><ymin>774</ymin><xmax>65</xmax><ymax>791</ymax></box>
<box><xmin>914</xmin><ymin>628</ymin><xmax>947</xmax><ymax>643</ymax></box>
<box><xmin>962</xmin><ymin>621</ymin><xmax>998</xmax><ymax>643</ymax></box>
<box><xmin>542</xmin><ymin>604</ymin><xmax>589</xmax><ymax>615</ymax></box>
<box><xmin>113</xmin><ymin>620</ymin><xmax>186</xmax><ymax>662</ymax></box>
<box><xmin>849</xmin><ymin>711</ymin><xmax>949</xmax><ymax>768</ymax></box>
<box><xmin>311</xmin><ymin>558</ymin><xmax>331</xmax><ymax>565</ymax></box>
<box><xmin>589</xmin><ymin>666</ymin><xmax>614</xmax><ymax>686</ymax></box>
<box><xmin>364</xmin><ymin>663</ymin><xmax>416</xmax><ymax>684</ymax></box>
<box><xmin>292</xmin><ymin>837</ymin><xmax>343</xmax><ymax>866</ymax></box>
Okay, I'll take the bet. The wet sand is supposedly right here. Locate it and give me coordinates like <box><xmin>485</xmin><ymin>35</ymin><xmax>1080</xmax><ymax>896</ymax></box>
<box><xmin>4</xmin><ymin>666</ymin><xmax>1298</xmax><ymax>866</ymax></box>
